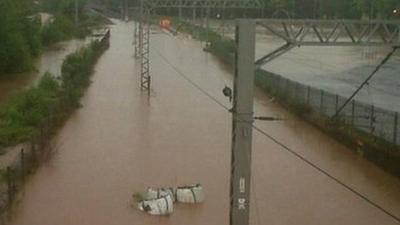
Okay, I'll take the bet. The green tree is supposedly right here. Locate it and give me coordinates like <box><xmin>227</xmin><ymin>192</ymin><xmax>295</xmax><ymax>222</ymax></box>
<box><xmin>0</xmin><ymin>0</ymin><xmax>41</xmax><ymax>74</ymax></box>
<box><xmin>354</xmin><ymin>0</ymin><xmax>399</xmax><ymax>19</ymax></box>
<box><xmin>40</xmin><ymin>0</ymin><xmax>87</xmax><ymax>18</ymax></box>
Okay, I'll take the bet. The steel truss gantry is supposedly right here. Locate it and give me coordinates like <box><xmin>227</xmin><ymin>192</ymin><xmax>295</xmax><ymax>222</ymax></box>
<box><xmin>133</xmin><ymin>0</ymin><xmax>261</xmax><ymax>95</ymax></box>
<box><xmin>231</xmin><ymin>18</ymin><xmax>400</xmax><ymax>225</ymax></box>
<box><xmin>255</xmin><ymin>19</ymin><xmax>400</xmax><ymax>67</ymax></box>
<box><xmin>146</xmin><ymin>0</ymin><xmax>261</xmax><ymax>9</ymax></box>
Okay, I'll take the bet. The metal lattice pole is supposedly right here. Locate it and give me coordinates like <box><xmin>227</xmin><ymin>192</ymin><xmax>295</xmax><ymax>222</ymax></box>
<box><xmin>394</xmin><ymin>112</ymin><xmax>398</xmax><ymax>145</ymax></box>
<box><xmin>140</xmin><ymin>10</ymin><xmax>151</xmax><ymax>94</ymax></box>
<box><xmin>134</xmin><ymin>21</ymin><xmax>140</xmax><ymax>58</ymax></box>
<box><xmin>137</xmin><ymin>0</ymin><xmax>151</xmax><ymax>95</ymax></box>
<box><xmin>132</xmin><ymin>0</ymin><xmax>262</xmax><ymax>95</ymax></box>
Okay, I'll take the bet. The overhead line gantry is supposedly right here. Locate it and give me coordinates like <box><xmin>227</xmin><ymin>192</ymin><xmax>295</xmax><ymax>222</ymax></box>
<box><xmin>133</xmin><ymin>0</ymin><xmax>261</xmax><ymax>95</ymax></box>
<box><xmin>232</xmin><ymin>18</ymin><xmax>400</xmax><ymax>225</ymax></box>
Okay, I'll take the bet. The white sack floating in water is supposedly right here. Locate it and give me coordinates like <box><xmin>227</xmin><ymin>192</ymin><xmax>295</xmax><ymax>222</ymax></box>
<box><xmin>138</xmin><ymin>195</ymin><xmax>174</xmax><ymax>216</ymax></box>
<box><xmin>135</xmin><ymin>184</ymin><xmax>204</xmax><ymax>216</ymax></box>
<box><xmin>146</xmin><ymin>187</ymin><xmax>176</xmax><ymax>202</ymax></box>
<box><xmin>176</xmin><ymin>184</ymin><xmax>205</xmax><ymax>204</ymax></box>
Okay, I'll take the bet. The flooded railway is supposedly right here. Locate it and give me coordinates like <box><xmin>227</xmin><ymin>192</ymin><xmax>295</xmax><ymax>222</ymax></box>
<box><xmin>6</xmin><ymin>20</ymin><xmax>400</xmax><ymax>225</ymax></box>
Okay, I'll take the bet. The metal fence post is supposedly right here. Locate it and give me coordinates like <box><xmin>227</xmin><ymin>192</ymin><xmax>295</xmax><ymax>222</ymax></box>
<box><xmin>335</xmin><ymin>94</ymin><xmax>339</xmax><ymax>112</ymax></box>
<box><xmin>351</xmin><ymin>100</ymin><xmax>355</xmax><ymax>127</ymax></box>
<box><xmin>273</xmin><ymin>76</ymin><xmax>277</xmax><ymax>95</ymax></box>
<box><xmin>31</xmin><ymin>138</ymin><xmax>36</xmax><ymax>163</ymax></box>
<box><xmin>285</xmin><ymin>78</ymin><xmax>289</xmax><ymax>99</ymax></box>
<box><xmin>295</xmin><ymin>82</ymin><xmax>299</xmax><ymax>101</ymax></box>
<box><xmin>6</xmin><ymin>167</ymin><xmax>13</xmax><ymax>205</ymax></box>
<box><xmin>320</xmin><ymin>90</ymin><xmax>324</xmax><ymax>115</ymax></box>
<box><xmin>40</xmin><ymin>125</ymin><xmax>44</xmax><ymax>150</ymax></box>
<box><xmin>277</xmin><ymin>76</ymin><xmax>281</xmax><ymax>97</ymax></box>
<box><xmin>307</xmin><ymin>86</ymin><xmax>311</xmax><ymax>106</ymax></box>
<box><xmin>21</xmin><ymin>148</ymin><xmax>25</xmax><ymax>183</ymax></box>
<box><xmin>370</xmin><ymin>105</ymin><xmax>375</xmax><ymax>134</ymax></box>
<box><xmin>394</xmin><ymin>112</ymin><xmax>398</xmax><ymax>145</ymax></box>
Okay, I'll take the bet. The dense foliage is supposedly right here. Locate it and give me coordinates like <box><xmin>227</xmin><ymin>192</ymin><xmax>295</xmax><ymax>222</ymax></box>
<box><xmin>0</xmin><ymin>0</ymin><xmax>109</xmax><ymax>75</ymax></box>
<box><xmin>40</xmin><ymin>0</ymin><xmax>87</xmax><ymax>17</ymax></box>
<box><xmin>0</xmin><ymin>0</ymin><xmax>42</xmax><ymax>74</ymax></box>
<box><xmin>0</xmin><ymin>73</ymin><xmax>60</xmax><ymax>146</ymax></box>
<box><xmin>61</xmin><ymin>39</ymin><xmax>108</xmax><ymax>107</ymax></box>
<box><xmin>39</xmin><ymin>0</ymin><xmax>92</xmax><ymax>45</ymax></box>
<box><xmin>0</xmin><ymin>0</ymin><xmax>78</xmax><ymax>75</ymax></box>
<box><xmin>0</xmin><ymin>36</ymin><xmax>109</xmax><ymax>148</ymax></box>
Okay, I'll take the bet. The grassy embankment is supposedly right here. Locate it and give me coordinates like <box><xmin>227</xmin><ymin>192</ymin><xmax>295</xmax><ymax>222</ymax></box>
<box><xmin>0</xmin><ymin>32</ymin><xmax>110</xmax><ymax>217</ymax></box>
<box><xmin>170</xmin><ymin>19</ymin><xmax>400</xmax><ymax>178</ymax></box>
<box><xmin>41</xmin><ymin>11</ymin><xmax>112</xmax><ymax>46</ymax></box>
<box><xmin>0</xmin><ymin>34</ymin><xmax>110</xmax><ymax>152</ymax></box>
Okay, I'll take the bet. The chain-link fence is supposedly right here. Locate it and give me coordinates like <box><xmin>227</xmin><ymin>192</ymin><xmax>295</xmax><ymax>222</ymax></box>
<box><xmin>255</xmin><ymin>70</ymin><xmax>399</xmax><ymax>147</ymax></box>
<box><xmin>0</xmin><ymin>31</ymin><xmax>111</xmax><ymax>223</ymax></box>
<box><xmin>0</xmin><ymin>102</ymin><xmax>61</xmax><ymax>222</ymax></box>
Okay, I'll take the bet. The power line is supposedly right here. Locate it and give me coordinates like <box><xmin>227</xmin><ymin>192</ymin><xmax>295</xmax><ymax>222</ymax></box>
<box><xmin>333</xmin><ymin>47</ymin><xmax>399</xmax><ymax>119</ymax></box>
<box><xmin>154</xmin><ymin>48</ymin><xmax>230</xmax><ymax>111</ymax></box>
<box><xmin>252</xmin><ymin>126</ymin><xmax>400</xmax><ymax>223</ymax></box>
<box><xmin>153</xmin><ymin>44</ymin><xmax>400</xmax><ymax>224</ymax></box>
<box><xmin>156</xmin><ymin>45</ymin><xmax>265</xmax><ymax>225</ymax></box>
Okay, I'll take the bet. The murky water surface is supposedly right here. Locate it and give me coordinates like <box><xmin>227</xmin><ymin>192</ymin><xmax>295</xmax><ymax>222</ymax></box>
<box><xmin>0</xmin><ymin>39</ymin><xmax>85</xmax><ymax>104</ymax></box>
<box><xmin>6</xmin><ymin>20</ymin><xmax>400</xmax><ymax>225</ymax></box>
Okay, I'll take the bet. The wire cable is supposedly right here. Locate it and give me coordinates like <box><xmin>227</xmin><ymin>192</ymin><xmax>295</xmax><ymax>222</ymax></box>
<box><xmin>153</xmin><ymin>46</ymin><xmax>400</xmax><ymax>224</ymax></box>
<box><xmin>154</xmin><ymin>48</ymin><xmax>230</xmax><ymax>111</ymax></box>
<box><xmin>332</xmin><ymin>47</ymin><xmax>399</xmax><ymax>119</ymax></box>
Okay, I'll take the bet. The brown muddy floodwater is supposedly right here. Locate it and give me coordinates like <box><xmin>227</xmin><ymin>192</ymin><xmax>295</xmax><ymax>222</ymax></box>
<box><xmin>0</xmin><ymin>39</ymin><xmax>86</xmax><ymax>104</ymax></box>
<box><xmin>7</xmin><ymin>20</ymin><xmax>400</xmax><ymax>225</ymax></box>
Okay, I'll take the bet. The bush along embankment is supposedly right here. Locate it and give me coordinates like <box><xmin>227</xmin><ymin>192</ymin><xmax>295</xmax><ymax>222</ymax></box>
<box><xmin>0</xmin><ymin>31</ymin><xmax>110</xmax><ymax>218</ymax></box>
<box><xmin>41</xmin><ymin>12</ymin><xmax>112</xmax><ymax>46</ymax></box>
<box><xmin>39</xmin><ymin>0</ymin><xmax>111</xmax><ymax>46</ymax></box>
<box><xmin>170</xmin><ymin>19</ymin><xmax>236</xmax><ymax>65</ymax></box>
<box><xmin>41</xmin><ymin>15</ymin><xmax>82</xmax><ymax>46</ymax></box>
<box><xmin>170</xmin><ymin>19</ymin><xmax>400</xmax><ymax>178</ymax></box>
